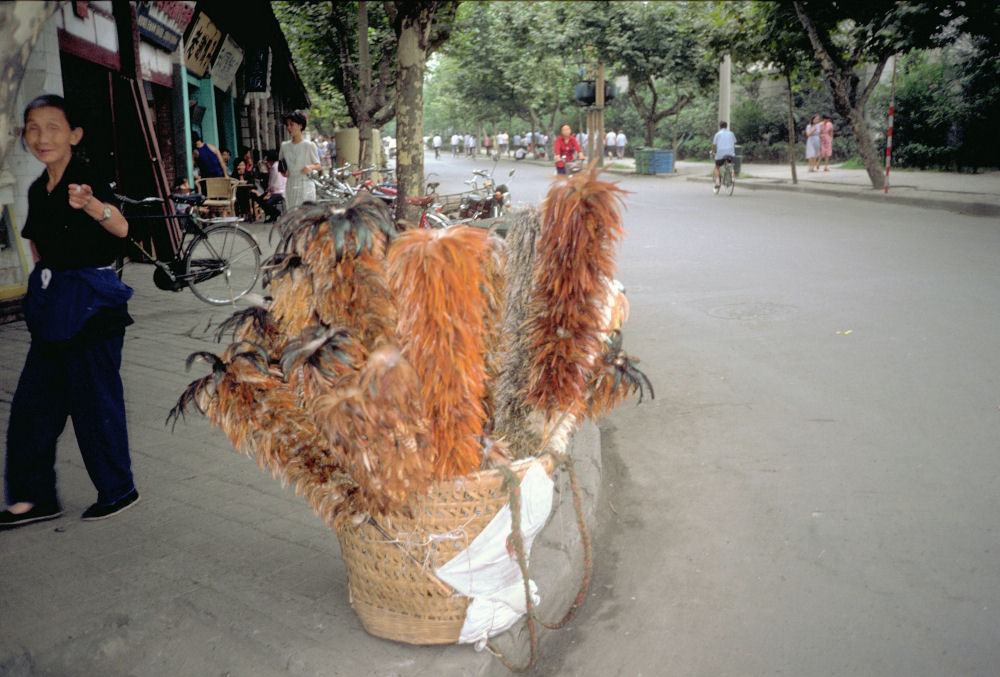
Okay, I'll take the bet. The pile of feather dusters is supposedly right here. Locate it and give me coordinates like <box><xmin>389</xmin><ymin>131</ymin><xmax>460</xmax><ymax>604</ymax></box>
<box><xmin>170</xmin><ymin>167</ymin><xmax>652</xmax><ymax>528</ymax></box>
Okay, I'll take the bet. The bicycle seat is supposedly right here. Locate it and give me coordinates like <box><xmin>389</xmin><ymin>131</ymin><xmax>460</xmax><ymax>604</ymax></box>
<box><xmin>171</xmin><ymin>193</ymin><xmax>206</xmax><ymax>206</ymax></box>
<box><xmin>405</xmin><ymin>194</ymin><xmax>435</xmax><ymax>207</ymax></box>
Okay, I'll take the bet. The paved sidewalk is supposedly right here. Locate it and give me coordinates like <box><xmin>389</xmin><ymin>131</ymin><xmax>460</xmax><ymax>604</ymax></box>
<box><xmin>0</xmin><ymin>219</ymin><xmax>601</xmax><ymax>676</ymax></box>
<box><xmin>593</xmin><ymin>154</ymin><xmax>1000</xmax><ymax>218</ymax></box>
<box><xmin>435</xmin><ymin>148</ymin><xmax>999</xmax><ymax>218</ymax></box>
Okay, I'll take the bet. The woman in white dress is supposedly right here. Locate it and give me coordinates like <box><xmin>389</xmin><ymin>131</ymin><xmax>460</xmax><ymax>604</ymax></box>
<box><xmin>278</xmin><ymin>111</ymin><xmax>321</xmax><ymax>210</ymax></box>
<box><xmin>805</xmin><ymin>114</ymin><xmax>821</xmax><ymax>172</ymax></box>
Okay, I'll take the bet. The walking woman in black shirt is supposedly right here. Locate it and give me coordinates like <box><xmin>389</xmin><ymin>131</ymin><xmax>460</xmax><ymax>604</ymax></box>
<box><xmin>1</xmin><ymin>95</ymin><xmax>139</xmax><ymax>530</ymax></box>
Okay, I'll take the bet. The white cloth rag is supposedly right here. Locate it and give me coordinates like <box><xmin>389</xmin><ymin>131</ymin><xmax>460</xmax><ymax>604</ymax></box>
<box><xmin>435</xmin><ymin>461</ymin><xmax>554</xmax><ymax>646</ymax></box>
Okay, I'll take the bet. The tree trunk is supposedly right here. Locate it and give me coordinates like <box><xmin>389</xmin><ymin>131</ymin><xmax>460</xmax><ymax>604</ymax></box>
<box><xmin>846</xmin><ymin>105</ymin><xmax>885</xmax><ymax>188</ymax></box>
<box><xmin>793</xmin><ymin>1</ymin><xmax>886</xmax><ymax>189</ymax></box>
<box><xmin>392</xmin><ymin>4</ymin><xmax>444</xmax><ymax>225</ymax></box>
<box><xmin>330</xmin><ymin>2</ymin><xmax>394</xmax><ymax>172</ymax></box>
<box><xmin>357</xmin><ymin>118</ymin><xmax>377</xmax><ymax>169</ymax></box>
<box><xmin>0</xmin><ymin>2</ymin><xmax>58</xmax><ymax>172</ymax></box>
<box><xmin>785</xmin><ymin>71</ymin><xmax>798</xmax><ymax>184</ymax></box>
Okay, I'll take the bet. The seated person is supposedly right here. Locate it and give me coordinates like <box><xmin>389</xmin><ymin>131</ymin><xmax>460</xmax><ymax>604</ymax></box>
<box><xmin>250</xmin><ymin>150</ymin><xmax>286</xmax><ymax>222</ymax></box>
<box><xmin>172</xmin><ymin>177</ymin><xmax>194</xmax><ymax>214</ymax></box>
<box><xmin>232</xmin><ymin>162</ymin><xmax>255</xmax><ymax>219</ymax></box>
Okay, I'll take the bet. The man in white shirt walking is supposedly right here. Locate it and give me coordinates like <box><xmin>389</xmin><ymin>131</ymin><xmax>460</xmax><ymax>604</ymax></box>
<box><xmin>615</xmin><ymin>130</ymin><xmax>627</xmax><ymax>159</ymax></box>
<box><xmin>605</xmin><ymin>130</ymin><xmax>616</xmax><ymax>158</ymax></box>
<box><xmin>711</xmin><ymin>121</ymin><xmax>737</xmax><ymax>194</ymax></box>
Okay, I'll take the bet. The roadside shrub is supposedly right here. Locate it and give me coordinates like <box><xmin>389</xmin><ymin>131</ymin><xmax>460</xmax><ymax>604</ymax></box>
<box><xmin>677</xmin><ymin>137</ymin><xmax>711</xmax><ymax>160</ymax></box>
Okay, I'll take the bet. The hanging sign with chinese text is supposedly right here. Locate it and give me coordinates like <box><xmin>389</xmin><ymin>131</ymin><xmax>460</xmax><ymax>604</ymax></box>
<box><xmin>213</xmin><ymin>36</ymin><xmax>243</xmax><ymax>92</ymax></box>
<box><xmin>137</xmin><ymin>1</ymin><xmax>196</xmax><ymax>52</ymax></box>
<box><xmin>246</xmin><ymin>47</ymin><xmax>271</xmax><ymax>94</ymax></box>
<box><xmin>184</xmin><ymin>11</ymin><xmax>222</xmax><ymax>78</ymax></box>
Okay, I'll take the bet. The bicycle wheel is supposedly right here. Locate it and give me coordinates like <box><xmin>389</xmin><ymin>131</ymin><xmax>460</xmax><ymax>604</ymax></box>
<box><xmin>725</xmin><ymin>163</ymin><xmax>735</xmax><ymax>196</ymax></box>
<box><xmin>185</xmin><ymin>225</ymin><xmax>261</xmax><ymax>305</ymax></box>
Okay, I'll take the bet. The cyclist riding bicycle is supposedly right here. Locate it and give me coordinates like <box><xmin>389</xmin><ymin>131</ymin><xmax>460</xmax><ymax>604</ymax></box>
<box><xmin>711</xmin><ymin>121</ymin><xmax>737</xmax><ymax>194</ymax></box>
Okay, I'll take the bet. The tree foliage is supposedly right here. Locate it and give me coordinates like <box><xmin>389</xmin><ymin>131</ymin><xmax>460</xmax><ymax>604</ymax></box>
<box><xmin>432</xmin><ymin>2</ymin><xmax>578</xmax><ymax>145</ymax></box>
<box><xmin>576</xmin><ymin>1</ymin><xmax>717</xmax><ymax>146</ymax></box>
<box><xmin>790</xmin><ymin>0</ymin><xmax>967</xmax><ymax>187</ymax></box>
<box><xmin>276</xmin><ymin>1</ymin><xmax>455</xmax><ymax>172</ymax></box>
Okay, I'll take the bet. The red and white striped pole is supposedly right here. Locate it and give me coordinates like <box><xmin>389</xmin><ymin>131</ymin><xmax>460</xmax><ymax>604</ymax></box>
<box><xmin>884</xmin><ymin>56</ymin><xmax>897</xmax><ymax>194</ymax></box>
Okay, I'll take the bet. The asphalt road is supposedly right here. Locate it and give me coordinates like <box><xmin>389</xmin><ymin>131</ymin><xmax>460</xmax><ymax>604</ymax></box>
<box><xmin>428</xmin><ymin>153</ymin><xmax>1000</xmax><ymax>676</ymax></box>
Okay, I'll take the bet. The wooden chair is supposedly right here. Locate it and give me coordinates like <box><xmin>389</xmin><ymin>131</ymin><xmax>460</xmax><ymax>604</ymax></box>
<box><xmin>196</xmin><ymin>177</ymin><xmax>238</xmax><ymax>217</ymax></box>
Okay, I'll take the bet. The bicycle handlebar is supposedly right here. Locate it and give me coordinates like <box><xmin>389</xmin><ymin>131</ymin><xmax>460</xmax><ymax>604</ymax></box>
<box><xmin>115</xmin><ymin>193</ymin><xmax>206</xmax><ymax>207</ymax></box>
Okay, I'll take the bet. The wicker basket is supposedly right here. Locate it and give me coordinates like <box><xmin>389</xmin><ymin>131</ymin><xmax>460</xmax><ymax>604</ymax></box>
<box><xmin>336</xmin><ymin>454</ymin><xmax>556</xmax><ymax>645</ymax></box>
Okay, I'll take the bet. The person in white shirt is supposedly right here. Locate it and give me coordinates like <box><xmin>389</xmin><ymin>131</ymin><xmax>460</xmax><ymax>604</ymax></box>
<box><xmin>432</xmin><ymin>133</ymin><xmax>442</xmax><ymax>159</ymax></box>
<box><xmin>605</xmin><ymin>130</ymin><xmax>616</xmax><ymax>158</ymax></box>
<box><xmin>450</xmin><ymin>133</ymin><xmax>460</xmax><ymax>157</ymax></box>
<box><xmin>616</xmin><ymin>130</ymin><xmax>627</xmax><ymax>159</ymax></box>
<box><xmin>278</xmin><ymin>111</ymin><xmax>321</xmax><ymax>210</ymax></box>
<box><xmin>710</xmin><ymin>121</ymin><xmax>737</xmax><ymax>193</ymax></box>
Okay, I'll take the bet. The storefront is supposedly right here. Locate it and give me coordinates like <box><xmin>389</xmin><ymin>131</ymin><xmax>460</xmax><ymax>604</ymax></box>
<box><xmin>1</xmin><ymin>0</ymin><xmax>309</xmax><ymax>319</ymax></box>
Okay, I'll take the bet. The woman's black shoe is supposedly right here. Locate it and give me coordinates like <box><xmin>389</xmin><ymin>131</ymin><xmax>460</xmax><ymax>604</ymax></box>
<box><xmin>0</xmin><ymin>504</ymin><xmax>63</xmax><ymax>531</ymax></box>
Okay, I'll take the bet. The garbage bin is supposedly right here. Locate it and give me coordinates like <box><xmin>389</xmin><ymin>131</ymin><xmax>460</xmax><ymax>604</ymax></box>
<box><xmin>734</xmin><ymin>144</ymin><xmax>743</xmax><ymax>176</ymax></box>
<box><xmin>651</xmin><ymin>149</ymin><xmax>674</xmax><ymax>174</ymax></box>
<box><xmin>634</xmin><ymin>147</ymin><xmax>653</xmax><ymax>175</ymax></box>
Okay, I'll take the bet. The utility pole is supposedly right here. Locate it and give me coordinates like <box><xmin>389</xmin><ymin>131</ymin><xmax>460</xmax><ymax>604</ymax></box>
<box><xmin>718</xmin><ymin>54</ymin><xmax>732</xmax><ymax>125</ymax></box>
<box><xmin>595</xmin><ymin>63</ymin><xmax>605</xmax><ymax>167</ymax></box>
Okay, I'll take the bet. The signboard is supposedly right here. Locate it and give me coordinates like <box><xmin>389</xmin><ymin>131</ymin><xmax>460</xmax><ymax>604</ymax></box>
<box><xmin>246</xmin><ymin>47</ymin><xmax>271</xmax><ymax>94</ymax></box>
<box><xmin>137</xmin><ymin>1</ymin><xmax>196</xmax><ymax>52</ymax></box>
<box><xmin>212</xmin><ymin>35</ymin><xmax>243</xmax><ymax>92</ymax></box>
<box><xmin>184</xmin><ymin>11</ymin><xmax>223</xmax><ymax>78</ymax></box>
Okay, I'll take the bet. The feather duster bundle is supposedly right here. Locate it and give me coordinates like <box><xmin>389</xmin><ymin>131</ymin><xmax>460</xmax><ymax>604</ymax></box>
<box><xmin>312</xmin><ymin>345</ymin><xmax>434</xmax><ymax>514</ymax></box>
<box><xmin>267</xmin><ymin>196</ymin><xmax>398</xmax><ymax>347</ymax></box>
<box><xmin>522</xmin><ymin>167</ymin><xmax>628</xmax><ymax>426</ymax></box>
<box><xmin>585</xmin><ymin>329</ymin><xmax>654</xmax><ymax>418</ymax></box>
<box><xmin>387</xmin><ymin>226</ymin><xmax>495</xmax><ymax>478</ymax></box>
<box><xmin>171</xmin><ymin>170</ymin><xmax>652</xmax><ymax>531</ymax></box>
<box><xmin>490</xmin><ymin>206</ymin><xmax>542</xmax><ymax>455</ymax></box>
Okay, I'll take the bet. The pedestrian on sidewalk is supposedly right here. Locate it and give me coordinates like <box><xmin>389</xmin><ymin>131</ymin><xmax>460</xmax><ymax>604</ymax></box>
<box><xmin>605</xmin><ymin>130</ymin><xmax>616</xmax><ymax>158</ymax></box>
<box><xmin>616</xmin><ymin>130</ymin><xmax>628</xmax><ymax>159</ymax></box>
<box><xmin>278</xmin><ymin>111</ymin><xmax>321</xmax><ymax>211</ymax></box>
<box><xmin>819</xmin><ymin>114</ymin><xmax>834</xmax><ymax>171</ymax></box>
<box><xmin>2</xmin><ymin>94</ymin><xmax>139</xmax><ymax>531</ymax></box>
<box><xmin>806</xmin><ymin>114</ymin><xmax>821</xmax><ymax>172</ymax></box>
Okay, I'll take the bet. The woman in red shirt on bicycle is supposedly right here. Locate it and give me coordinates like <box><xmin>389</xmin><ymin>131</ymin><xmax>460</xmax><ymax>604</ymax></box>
<box><xmin>554</xmin><ymin>124</ymin><xmax>586</xmax><ymax>175</ymax></box>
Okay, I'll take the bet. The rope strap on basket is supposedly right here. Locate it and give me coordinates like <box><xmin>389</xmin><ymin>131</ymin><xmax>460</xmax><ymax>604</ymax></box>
<box><xmin>486</xmin><ymin>451</ymin><xmax>594</xmax><ymax>672</ymax></box>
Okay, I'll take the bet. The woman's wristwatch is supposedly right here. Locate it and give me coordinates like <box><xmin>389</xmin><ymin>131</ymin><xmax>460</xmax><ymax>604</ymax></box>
<box><xmin>97</xmin><ymin>203</ymin><xmax>112</xmax><ymax>222</ymax></box>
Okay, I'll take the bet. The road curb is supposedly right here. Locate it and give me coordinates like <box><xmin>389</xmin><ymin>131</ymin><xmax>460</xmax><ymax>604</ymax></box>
<box><xmin>685</xmin><ymin>175</ymin><xmax>1000</xmax><ymax>218</ymax></box>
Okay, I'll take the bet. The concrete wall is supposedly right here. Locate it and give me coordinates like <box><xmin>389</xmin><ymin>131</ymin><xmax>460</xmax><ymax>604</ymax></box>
<box><xmin>1</xmin><ymin>18</ymin><xmax>63</xmax><ymax>283</ymax></box>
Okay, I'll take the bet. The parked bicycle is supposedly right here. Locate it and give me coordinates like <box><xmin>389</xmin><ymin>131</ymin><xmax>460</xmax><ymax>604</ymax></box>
<box><xmin>115</xmin><ymin>192</ymin><xmax>262</xmax><ymax>305</ymax></box>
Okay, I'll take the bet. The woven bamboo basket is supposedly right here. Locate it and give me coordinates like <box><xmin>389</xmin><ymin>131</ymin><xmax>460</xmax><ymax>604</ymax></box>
<box><xmin>335</xmin><ymin>454</ymin><xmax>556</xmax><ymax>645</ymax></box>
